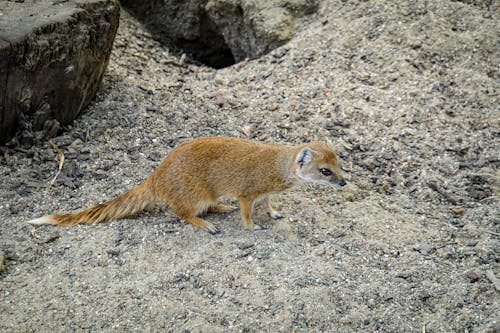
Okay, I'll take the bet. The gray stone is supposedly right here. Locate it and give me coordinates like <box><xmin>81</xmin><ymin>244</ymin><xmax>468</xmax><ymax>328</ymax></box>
<box><xmin>206</xmin><ymin>0</ymin><xmax>318</xmax><ymax>62</ymax></box>
<box><xmin>0</xmin><ymin>0</ymin><xmax>120</xmax><ymax>145</ymax></box>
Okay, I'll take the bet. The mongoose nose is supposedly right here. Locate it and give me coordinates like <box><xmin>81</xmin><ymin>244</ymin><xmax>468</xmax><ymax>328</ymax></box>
<box><xmin>339</xmin><ymin>179</ymin><xmax>347</xmax><ymax>187</ymax></box>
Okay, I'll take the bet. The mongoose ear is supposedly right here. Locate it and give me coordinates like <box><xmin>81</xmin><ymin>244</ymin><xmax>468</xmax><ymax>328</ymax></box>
<box><xmin>296</xmin><ymin>147</ymin><xmax>313</xmax><ymax>168</ymax></box>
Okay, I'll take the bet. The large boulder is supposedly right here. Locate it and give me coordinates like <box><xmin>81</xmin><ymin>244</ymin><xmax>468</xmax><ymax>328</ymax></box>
<box><xmin>206</xmin><ymin>0</ymin><xmax>319</xmax><ymax>63</ymax></box>
<box><xmin>0</xmin><ymin>0</ymin><xmax>120</xmax><ymax>146</ymax></box>
<box><xmin>120</xmin><ymin>0</ymin><xmax>319</xmax><ymax>68</ymax></box>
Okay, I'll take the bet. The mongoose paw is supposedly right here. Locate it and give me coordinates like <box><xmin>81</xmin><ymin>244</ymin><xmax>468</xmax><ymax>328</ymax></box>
<box><xmin>253</xmin><ymin>224</ymin><xmax>265</xmax><ymax>231</ymax></box>
<box><xmin>268</xmin><ymin>211</ymin><xmax>283</xmax><ymax>220</ymax></box>
<box><xmin>206</xmin><ymin>223</ymin><xmax>220</xmax><ymax>235</ymax></box>
<box><xmin>208</xmin><ymin>204</ymin><xmax>237</xmax><ymax>214</ymax></box>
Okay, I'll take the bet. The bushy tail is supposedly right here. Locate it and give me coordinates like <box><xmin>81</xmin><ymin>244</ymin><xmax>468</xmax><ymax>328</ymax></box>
<box><xmin>28</xmin><ymin>178</ymin><xmax>156</xmax><ymax>226</ymax></box>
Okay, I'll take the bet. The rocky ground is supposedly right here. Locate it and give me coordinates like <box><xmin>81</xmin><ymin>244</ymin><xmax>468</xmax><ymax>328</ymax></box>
<box><xmin>1</xmin><ymin>1</ymin><xmax>499</xmax><ymax>332</ymax></box>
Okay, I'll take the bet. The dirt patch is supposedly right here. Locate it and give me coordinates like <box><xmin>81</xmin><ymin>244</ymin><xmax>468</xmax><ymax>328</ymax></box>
<box><xmin>1</xmin><ymin>1</ymin><xmax>499</xmax><ymax>332</ymax></box>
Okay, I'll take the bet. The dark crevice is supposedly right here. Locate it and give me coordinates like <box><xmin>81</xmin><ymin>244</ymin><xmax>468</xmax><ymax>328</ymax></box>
<box><xmin>196</xmin><ymin>11</ymin><xmax>236</xmax><ymax>69</ymax></box>
<box><xmin>120</xmin><ymin>3</ymin><xmax>236</xmax><ymax>69</ymax></box>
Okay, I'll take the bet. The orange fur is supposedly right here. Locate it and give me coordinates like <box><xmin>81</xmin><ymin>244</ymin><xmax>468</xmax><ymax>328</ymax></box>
<box><xmin>29</xmin><ymin>137</ymin><xmax>346</xmax><ymax>233</ymax></box>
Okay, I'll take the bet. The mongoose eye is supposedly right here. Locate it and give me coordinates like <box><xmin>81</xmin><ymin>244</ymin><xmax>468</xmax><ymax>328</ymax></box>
<box><xmin>319</xmin><ymin>168</ymin><xmax>333</xmax><ymax>176</ymax></box>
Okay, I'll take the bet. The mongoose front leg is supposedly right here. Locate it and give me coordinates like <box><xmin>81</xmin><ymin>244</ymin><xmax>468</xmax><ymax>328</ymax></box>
<box><xmin>239</xmin><ymin>198</ymin><xmax>262</xmax><ymax>230</ymax></box>
<box><xmin>264</xmin><ymin>196</ymin><xmax>283</xmax><ymax>220</ymax></box>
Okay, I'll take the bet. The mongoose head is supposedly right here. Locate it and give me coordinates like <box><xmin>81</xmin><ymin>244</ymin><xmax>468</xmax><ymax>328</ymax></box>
<box><xmin>295</xmin><ymin>141</ymin><xmax>347</xmax><ymax>189</ymax></box>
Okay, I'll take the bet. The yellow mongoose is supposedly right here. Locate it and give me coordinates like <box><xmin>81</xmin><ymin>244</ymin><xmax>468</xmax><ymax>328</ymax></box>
<box><xmin>29</xmin><ymin>137</ymin><xmax>346</xmax><ymax>233</ymax></box>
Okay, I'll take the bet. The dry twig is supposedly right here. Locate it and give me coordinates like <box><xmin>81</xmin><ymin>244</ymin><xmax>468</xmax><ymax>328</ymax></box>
<box><xmin>427</xmin><ymin>181</ymin><xmax>458</xmax><ymax>205</ymax></box>
<box><xmin>485</xmin><ymin>230</ymin><xmax>500</xmax><ymax>237</ymax></box>
<box><xmin>49</xmin><ymin>141</ymin><xmax>65</xmax><ymax>186</ymax></box>
<box><xmin>485</xmin><ymin>270</ymin><xmax>500</xmax><ymax>291</ymax></box>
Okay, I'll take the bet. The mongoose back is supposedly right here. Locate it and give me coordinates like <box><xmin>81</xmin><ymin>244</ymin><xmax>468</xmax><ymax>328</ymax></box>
<box><xmin>29</xmin><ymin>137</ymin><xmax>346</xmax><ymax>233</ymax></box>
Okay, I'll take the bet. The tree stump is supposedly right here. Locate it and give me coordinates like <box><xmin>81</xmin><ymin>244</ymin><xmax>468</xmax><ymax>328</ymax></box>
<box><xmin>0</xmin><ymin>0</ymin><xmax>120</xmax><ymax>145</ymax></box>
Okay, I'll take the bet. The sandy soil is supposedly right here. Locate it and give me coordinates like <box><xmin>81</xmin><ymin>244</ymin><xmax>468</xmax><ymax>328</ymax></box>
<box><xmin>1</xmin><ymin>1</ymin><xmax>499</xmax><ymax>332</ymax></box>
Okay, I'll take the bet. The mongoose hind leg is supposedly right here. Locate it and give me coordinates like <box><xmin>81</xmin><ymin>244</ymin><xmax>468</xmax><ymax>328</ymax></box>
<box><xmin>169</xmin><ymin>198</ymin><xmax>220</xmax><ymax>234</ymax></box>
<box><xmin>180</xmin><ymin>214</ymin><xmax>220</xmax><ymax>234</ymax></box>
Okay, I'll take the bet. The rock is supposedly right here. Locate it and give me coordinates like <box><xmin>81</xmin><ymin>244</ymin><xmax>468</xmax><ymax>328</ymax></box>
<box><xmin>313</xmin><ymin>245</ymin><xmax>326</xmax><ymax>256</ymax></box>
<box><xmin>467</xmin><ymin>185</ymin><xmax>492</xmax><ymax>200</ymax></box>
<box><xmin>395</xmin><ymin>271</ymin><xmax>412</xmax><ymax>279</ymax></box>
<box><xmin>206</xmin><ymin>0</ymin><xmax>318</xmax><ymax>62</ymax></box>
<box><xmin>236</xmin><ymin>241</ymin><xmax>254</xmax><ymax>250</ymax></box>
<box><xmin>120</xmin><ymin>0</ymin><xmax>319</xmax><ymax>68</ymax></box>
<box><xmin>418</xmin><ymin>291</ymin><xmax>432</xmax><ymax>302</ymax></box>
<box><xmin>465</xmin><ymin>270</ymin><xmax>480</xmax><ymax>283</ymax></box>
<box><xmin>414</xmin><ymin>243</ymin><xmax>435</xmax><ymax>255</ymax></box>
<box><xmin>451</xmin><ymin>207</ymin><xmax>467</xmax><ymax>215</ymax></box>
<box><xmin>328</xmin><ymin>228</ymin><xmax>346</xmax><ymax>238</ymax></box>
<box><xmin>436</xmin><ymin>247</ymin><xmax>453</xmax><ymax>259</ymax></box>
<box><xmin>0</xmin><ymin>0</ymin><xmax>120</xmax><ymax>145</ymax></box>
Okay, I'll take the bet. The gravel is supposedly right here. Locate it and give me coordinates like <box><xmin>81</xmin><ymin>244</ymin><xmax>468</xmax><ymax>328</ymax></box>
<box><xmin>1</xmin><ymin>1</ymin><xmax>499</xmax><ymax>332</ymax></box>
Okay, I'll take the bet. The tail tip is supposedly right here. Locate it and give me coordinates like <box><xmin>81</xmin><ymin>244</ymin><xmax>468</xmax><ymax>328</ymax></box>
<box><xmin>27</xmin><ymin>216</ymin><xmax>55</xmax><ymax>225</ymax></box>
